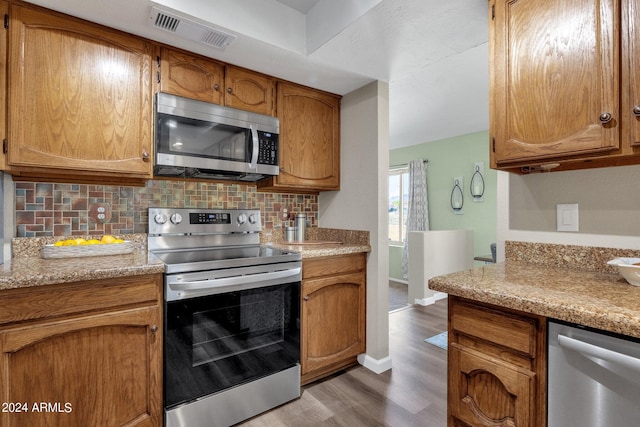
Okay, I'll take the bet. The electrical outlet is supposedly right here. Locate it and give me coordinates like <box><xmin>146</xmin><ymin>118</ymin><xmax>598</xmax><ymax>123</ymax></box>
<box><xmin>89</xmin><ymin>203</ymin><xmax>112</xmax><ymax>224</ymax></box>
<box><xmin>279</xmin><ymin>205</ymin><xmax>293</xmax><ymax>221</ymax></box>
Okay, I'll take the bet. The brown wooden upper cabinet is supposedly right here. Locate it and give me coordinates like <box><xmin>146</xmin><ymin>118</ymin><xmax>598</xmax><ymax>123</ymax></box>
<box><xmin>6</xmin><ymin>4</ymin><xmax>155</xmax><ymax>181</ymax></box>
<box><xmin>257</xmin><ymin>82</ymin><xmax>341</xmax><ymax>193</ymax></box>
<box><xmin>0</xmin><ymin>0</ymin><xmax>7</xmax><ymax>171</ymax></box>
<box><xmin>490</xmin><ymin>0</ymin><xmax>640</xmax><ymax>172</ymax></box>
<box><xmin>159</xmin><ymin>47</ymin><xmax>276</xmax><ymax>116</ymax></box>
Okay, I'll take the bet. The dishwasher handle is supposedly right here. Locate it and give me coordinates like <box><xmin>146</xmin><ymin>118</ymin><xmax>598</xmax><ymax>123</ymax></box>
<box><xmin>558</xmin><ymin>334</ymin><xmax>640</xmax><ymax>373</ymax></box>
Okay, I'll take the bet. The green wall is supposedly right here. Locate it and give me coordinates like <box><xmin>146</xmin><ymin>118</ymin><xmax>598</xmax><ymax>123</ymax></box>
<box><xmin>389</xmin><ymin>130</ymin><xmax>496</xmax><ymax>281</ymax></box>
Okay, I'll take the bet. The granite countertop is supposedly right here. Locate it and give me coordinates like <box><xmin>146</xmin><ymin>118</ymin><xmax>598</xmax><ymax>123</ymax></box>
<box><xmin>0</xmin><ymin>234</ymin><xmax>164</xmax><ymax>291</ymax></box>
<box><xmin>262</xmin><ymin>227</ymin><xmax>371</xmax><ymax>258</ymax></box>
<box><xmin>0</xmin><ymin>227</ymin><xmax>370</xmax><ymax>291</ymax></box>
<box><xmin>0</xmin><ymin>249</ymin><xmax>165</xmax><ymax>291</ymax></box>
<box><xmin>267</xmin><ymin>241</ymin><xmax>371</xmax><ymax>258</ymax></box>
<box><xmin>429</xmin><ymin>241</ymin><xmax>640</xmax><ymax>339</ymax></box>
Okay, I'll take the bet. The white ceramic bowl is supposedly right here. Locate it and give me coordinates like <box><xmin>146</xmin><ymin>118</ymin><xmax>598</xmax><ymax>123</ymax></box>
<box><xmin>607</xmin><ymin>258</ymin><xmax>640</xmax><ymax>286</ymax></box>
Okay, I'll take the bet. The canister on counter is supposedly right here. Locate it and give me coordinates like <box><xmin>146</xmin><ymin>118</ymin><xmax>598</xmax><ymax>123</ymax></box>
<box><xmin>284</xmin><ymin>226</ymin><xmax>297</xmax><ymax>242</ymax></box>
<box><xmin>295</xmin><ymin>213</ymin><xmax>306</xmax><ymax>242</ymax></box>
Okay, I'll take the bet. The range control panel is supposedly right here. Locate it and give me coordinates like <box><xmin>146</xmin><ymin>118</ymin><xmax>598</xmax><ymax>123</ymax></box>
<box><xmin>148</xmin><ymin>208</ymin><xmax>261</xmax><ymax>236</ymax></box>
<box><xmin>190</xmin><ymin>212</ymin><xmax>232</xmax><ymax>225</ymax></box>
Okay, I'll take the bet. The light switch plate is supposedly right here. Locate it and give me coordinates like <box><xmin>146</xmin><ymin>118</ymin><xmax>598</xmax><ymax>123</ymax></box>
<box><xmin>556</xmin><ymin>203</ymin><xmax>579</xmax><ymax>232</ymax></box>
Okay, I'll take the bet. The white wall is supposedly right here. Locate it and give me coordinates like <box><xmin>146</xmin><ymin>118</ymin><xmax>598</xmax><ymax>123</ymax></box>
<box><xmin>319</xmin><ymin>80</ymin><xmax>391</xmax><ymax>373</ymax></box>
<box><xmin>509</xmin><ymin>165</ymin><xmax>640</xmax><ymax>236</ymax></box>
<box><xmin>496</xmin><ymin>168</ymin><xmax>640</xmax><ymax>262</ymax></box>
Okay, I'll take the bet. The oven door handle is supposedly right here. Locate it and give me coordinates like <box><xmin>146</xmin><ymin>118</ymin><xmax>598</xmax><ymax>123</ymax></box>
<box><xmin>167</xmin><ymin>267</ymin><xmax>301</xmax><ymax>292</ymax></box>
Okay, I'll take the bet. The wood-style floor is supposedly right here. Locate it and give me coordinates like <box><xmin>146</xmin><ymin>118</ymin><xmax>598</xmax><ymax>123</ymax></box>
<box><xmin>239</xmin><ymin>299</ymin><xmax>448</xmax><ymax>426</ymax></box>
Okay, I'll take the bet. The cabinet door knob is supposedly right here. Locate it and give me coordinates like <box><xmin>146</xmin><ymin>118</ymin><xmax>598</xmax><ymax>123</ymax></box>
<box><xmin>599</xmin><ymin>112</ymin><xmax>613</xmax><ymax>124</ymax></box>
<box><xmin>303</xmin><ymin>296</ymin><xmax>309</xmax><ymax>301</ymax></box>
<box><xmin>633</xmin><ymin>106</ymin><xmax>640</xmax><ymax>117</ymax></box>
<box><xmin>142</xmin><ymin>151</ymin><xmax>150</xmax><ymax>162</ymax></box>
<box><xmin>227</xmin><ymin>87</ymin><xmax>233</xmax><ymax>94</ymax></box>
<box><xmin>150</xmin><ymin>325</ymin><xmax>158</xmax><ymax>333</ymax></box>
<box><xmin>213</xmin><ymin>83</ymin><xmax>220</xmax><ymax>91</ymax></box>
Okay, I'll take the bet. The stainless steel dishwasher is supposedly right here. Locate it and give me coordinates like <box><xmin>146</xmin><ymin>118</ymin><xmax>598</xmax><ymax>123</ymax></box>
<box><xmin>548</xmin><ymin>321</ymin><xmax>640</xmax><ymax>426</ymax></box>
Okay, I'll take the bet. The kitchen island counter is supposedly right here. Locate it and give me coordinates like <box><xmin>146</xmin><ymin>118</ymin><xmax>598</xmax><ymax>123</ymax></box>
<box><xmin>430</xmin><ymin>241</ymin><xmax>640</xmax><ymax>339</ymax></box>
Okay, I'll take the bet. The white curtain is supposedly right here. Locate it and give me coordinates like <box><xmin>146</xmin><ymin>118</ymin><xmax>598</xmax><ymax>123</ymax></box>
<box><xmin>402</xmin><ymin>159</ymin><xmax>429</xmax><ymax>279</ymax></box>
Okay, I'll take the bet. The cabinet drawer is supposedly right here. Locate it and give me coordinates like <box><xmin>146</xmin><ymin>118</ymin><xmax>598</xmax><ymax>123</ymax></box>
<box><xmin>451</xmin><ymin>300</ymin><xmax>537</xmax><ymax>357</ymax></box>
<box><xmin>0</xmin><ymin>274</ymin><xmax>162</xmax><ymax>326</ymax></box>
<box><xmin>302</xmin><ymin>253</ymin><xmax>365</xmax><ymax>279</ymax></box>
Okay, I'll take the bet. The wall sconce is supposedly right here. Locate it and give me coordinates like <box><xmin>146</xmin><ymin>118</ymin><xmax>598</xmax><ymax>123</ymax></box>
<box><xmin>470</xmin><ymin>161</ymin><xmax>485</xmax><ymax>202</ymax></box>
<box><xmin>451</xmin><ymin>176</ymin><xmax>464</xmax><ymax>214</ymax></box>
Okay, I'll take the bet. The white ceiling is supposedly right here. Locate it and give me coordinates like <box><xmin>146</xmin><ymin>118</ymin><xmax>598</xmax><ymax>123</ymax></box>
<box><xmin>22</xmin><ymin>0</ymin><xmax>489</xmax><ymax>150</ymax></box>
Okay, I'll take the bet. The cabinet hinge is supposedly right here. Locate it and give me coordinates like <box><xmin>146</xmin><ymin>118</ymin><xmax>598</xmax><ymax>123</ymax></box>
<box><xmin>491</xmin><ymin>4</ymin><xmax>495</xmax><ymax>20</ymax></box>
<box><xmin>492</xmin><ymin>137</ymin><xmax>496</xmax><ymax>153</ymax></box>
<box><xmin>3</xmin><ymin>139</ymin><xmax>7</xmax><ymax>154</ymax></box>
<box><xmin>4</xmin><ymin>14</ymin><xmax>8</xmax><ymax>29</ymax></box>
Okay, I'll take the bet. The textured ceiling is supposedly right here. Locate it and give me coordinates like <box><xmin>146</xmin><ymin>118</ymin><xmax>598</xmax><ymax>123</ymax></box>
<box><xmin>22</xmin><ymin>0</ymin><xmax>489</xmax><ymax>149</ymax></box>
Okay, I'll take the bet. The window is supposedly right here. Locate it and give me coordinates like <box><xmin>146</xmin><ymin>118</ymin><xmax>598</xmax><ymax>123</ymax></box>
<box><xmin>389</xmin><ymin>167</ymin><xmax>409</xmax><ymax>244</ymax></box>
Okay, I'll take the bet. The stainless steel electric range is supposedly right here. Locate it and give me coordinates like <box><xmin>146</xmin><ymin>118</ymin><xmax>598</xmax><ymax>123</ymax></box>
<box><xmin>148</xmin><ymin>208</ymin><xmax>302</xmax><ymax>427</ymax></box>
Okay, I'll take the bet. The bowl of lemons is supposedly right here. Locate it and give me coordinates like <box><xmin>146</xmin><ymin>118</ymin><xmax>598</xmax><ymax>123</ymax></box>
<box><xmin>42</xmin><ymin>235</ymin><xmax>133</xmax><ymax>259</ymax></box>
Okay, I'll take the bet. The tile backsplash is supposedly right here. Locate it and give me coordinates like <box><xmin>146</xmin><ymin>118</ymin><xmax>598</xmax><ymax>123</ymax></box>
<box><xmin>15</xmin><ymin>180</ymin><xmax>318</xmax><ymax>237</ymax></box>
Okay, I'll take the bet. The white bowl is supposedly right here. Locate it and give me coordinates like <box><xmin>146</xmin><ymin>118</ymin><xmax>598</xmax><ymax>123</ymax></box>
<box><xmin>607</xmin><ymin>258</ymin><xmax>640</xmax><ymax>286</ymax></box>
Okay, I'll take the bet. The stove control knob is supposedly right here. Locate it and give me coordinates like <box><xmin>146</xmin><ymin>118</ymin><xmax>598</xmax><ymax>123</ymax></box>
<box><xmin>170</xmin><ymin>213</ymin><xmax>183</xmax><ymax>224</ymax></box>
<box><xmin>154</xmin><ymin>213</ymin><xmax>168</xmax><ymax>224</ymax></box>
<box><xmin>237</xmin><ymin>213</ymin><xmax>247</xmax><ymax>225</ymax></box>
<box><xmin>248</xmin><ymin>213</ymin><xmax>258</xmax><ymax>224</ymax></box>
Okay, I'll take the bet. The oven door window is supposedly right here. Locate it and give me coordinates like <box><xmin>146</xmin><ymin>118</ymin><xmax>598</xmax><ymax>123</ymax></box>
<box><xmin>164</xmin><ymin>282</ymin><xmax>300</xmax><ymax>409</ymax></box>
<box><xmin>157</xmin><ymin>113</ymin><xmax>251</xmax><ymax>163</ymax></box>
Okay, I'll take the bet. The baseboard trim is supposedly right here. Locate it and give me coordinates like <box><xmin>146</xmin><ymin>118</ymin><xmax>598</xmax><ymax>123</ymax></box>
<box><xmin>357</xmin><ymin>353</ymin><xmax>392</xmax><ymax>374</ymax></box>
<box><xmin>413</xmin><ymin>292</ymin><xmax>448</xmax><ymax>306</ymax></box>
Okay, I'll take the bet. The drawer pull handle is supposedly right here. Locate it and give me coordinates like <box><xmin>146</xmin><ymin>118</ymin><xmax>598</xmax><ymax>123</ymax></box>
<box><xmin>633</xmin><ymin>106</ymin><xmax>640</xmax><ymax>117</ymax></box>
<box><xmin>150</xmin><ymin>325</ymin><xmax>158</xmax><ymax>333</ymax></box>
<box><xmin>303</xmin><ymin>296</ymin><xmax>309</xmax><ymax>301</ymax></box>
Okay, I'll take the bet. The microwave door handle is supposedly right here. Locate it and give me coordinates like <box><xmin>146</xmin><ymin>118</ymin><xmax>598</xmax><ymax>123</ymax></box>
<box><xmin>249</xmin><ymin>125</ymin><xmax>259</xmax><ymax>169</ymax></box>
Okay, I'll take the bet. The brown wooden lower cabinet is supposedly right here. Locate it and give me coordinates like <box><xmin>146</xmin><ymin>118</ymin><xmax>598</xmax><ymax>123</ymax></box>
<box><xmin>0</xmin><ymin>274</ymin><xmax>163</xmax><ymax>427</ymax></box>
<box><xmin>301</xmin><ymin>253</ymin><xmax>366</xmax><ymax>385</ymax></box>
<box><xmin>448</xmin><ymin>296</ymin><xmax>546</xmax><ymax>427</ymax></box>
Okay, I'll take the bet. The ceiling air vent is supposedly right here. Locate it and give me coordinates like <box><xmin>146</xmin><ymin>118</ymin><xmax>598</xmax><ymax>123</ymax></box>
<box><xmin>149</xmin><ymin>6</ymin><xmax>236</xmax><ymax>50</ymax></box>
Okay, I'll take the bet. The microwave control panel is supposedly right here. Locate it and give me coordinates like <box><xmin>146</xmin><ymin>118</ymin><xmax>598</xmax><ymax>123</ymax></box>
<box><xmin>257</xmin><ymin>131</ymin><xmax>278</xmax><ymax>166</ymax></box>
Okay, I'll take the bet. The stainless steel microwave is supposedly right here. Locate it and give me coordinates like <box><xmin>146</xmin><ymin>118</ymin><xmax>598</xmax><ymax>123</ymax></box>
<box><xmin>154</xmin><ymin>92</ymin><xmax>279</xmax><ymax>181</ymax></box>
